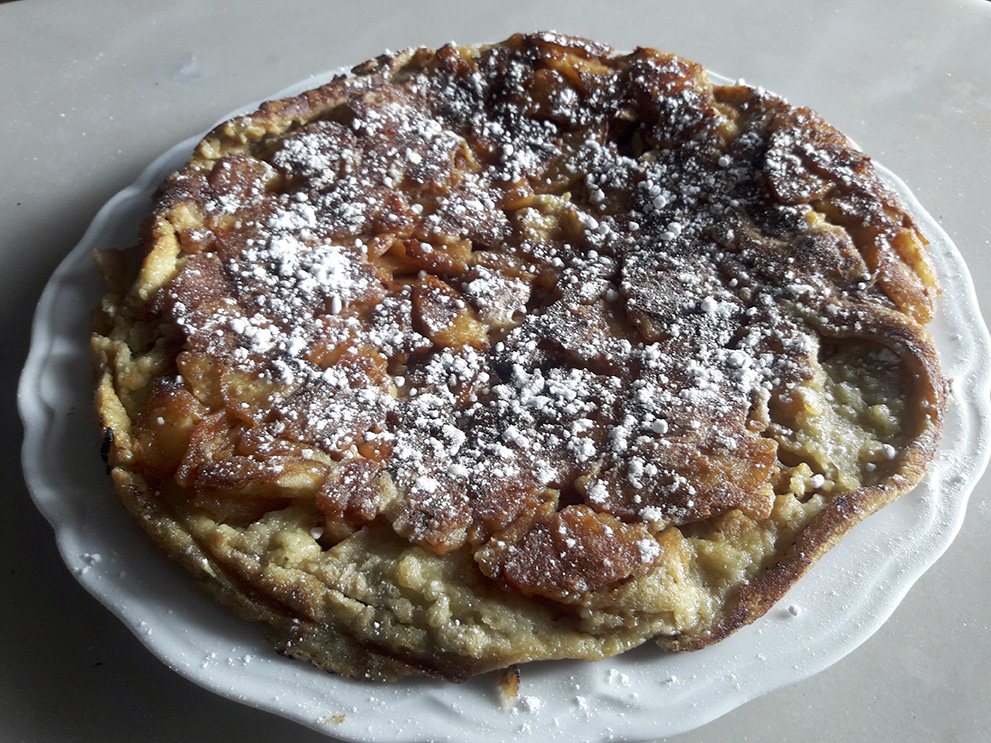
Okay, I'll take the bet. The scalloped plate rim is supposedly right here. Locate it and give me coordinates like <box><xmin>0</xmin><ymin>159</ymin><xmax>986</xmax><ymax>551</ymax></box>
<box><xmin>18</xmin><ymin>64</ymin><xmax>991</xmax><ymax>743</ymax></box>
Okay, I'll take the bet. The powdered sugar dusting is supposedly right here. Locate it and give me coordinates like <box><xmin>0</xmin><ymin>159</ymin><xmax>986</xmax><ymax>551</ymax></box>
<box><xmin>154</xmin><ymin>34</ymin><xmax>931</xmax><ymax>594</ymax></box>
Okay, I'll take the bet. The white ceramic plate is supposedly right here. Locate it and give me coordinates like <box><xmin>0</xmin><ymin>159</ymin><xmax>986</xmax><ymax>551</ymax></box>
<box><xmin>19</xmin><ymin>67</ymin><xmax>991</xmax><ymax>742</ymax></box>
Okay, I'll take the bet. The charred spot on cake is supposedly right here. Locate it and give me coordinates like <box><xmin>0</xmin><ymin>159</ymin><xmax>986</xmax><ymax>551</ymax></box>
<box><xmin>100</xmin><ymin>426</ymin><xmax>115</xmax><ymax>465</ymax></box>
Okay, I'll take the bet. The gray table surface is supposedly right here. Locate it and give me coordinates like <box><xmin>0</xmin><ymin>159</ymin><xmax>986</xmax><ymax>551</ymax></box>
<box><xmin>4</xmin><ymin>1</ymin><xmax>990</xmax><ymax>741</ymax></box>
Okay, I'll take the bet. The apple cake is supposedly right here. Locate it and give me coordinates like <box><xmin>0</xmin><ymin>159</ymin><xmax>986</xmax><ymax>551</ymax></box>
<box><xmin>92</xmin><ymin>32</ymin><xmax>946</xmax><ymax>682</ymax></box>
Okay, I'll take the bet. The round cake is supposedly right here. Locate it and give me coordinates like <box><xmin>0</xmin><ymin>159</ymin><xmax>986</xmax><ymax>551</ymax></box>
<box><xmin>92</xmin><ymin>32</ymin><xmax>946</xmax><ymax>682</ymax></box>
